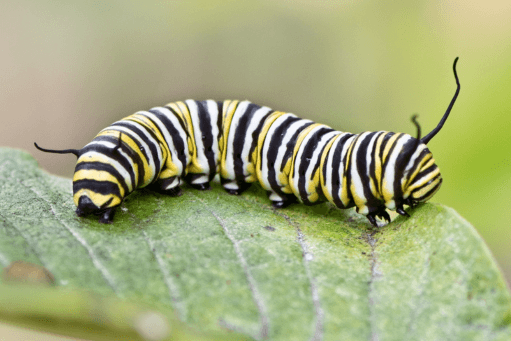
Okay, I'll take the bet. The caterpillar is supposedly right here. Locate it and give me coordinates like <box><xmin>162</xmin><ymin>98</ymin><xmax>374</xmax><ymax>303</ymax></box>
<box><xmin>35</xmin><ymin>58</ymin><xmax>460</xmax><ymax>226</ymax></box>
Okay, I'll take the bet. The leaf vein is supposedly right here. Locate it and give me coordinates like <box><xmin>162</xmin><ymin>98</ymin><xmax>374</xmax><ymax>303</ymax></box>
<box><xmin>18</xmin><ymin>179</ymin><xmax>120</xmax><ymax>296</ymax></box>
<box><xmin>141</xmin><ymin>230</ymin><xmax>187</xmax><ymax>319</ymax></box>
<box><xmin>364</xmin><ymin>232</ymin><xmax>380</xmax><ymax>341</ymax></box>
<box><xmin>278</xmin><ymin>211</ymin><xmax>325</xmax><ymax>341</ymax></box>
<box><xmin>189</xmin><ymin>192</ymin><xmax>270</xmax><ymax>340</ymax></box>
<box><xmin>0</xmin><ymin>212</ymin><xmax>47</xmax><ymax>269</ymax></box>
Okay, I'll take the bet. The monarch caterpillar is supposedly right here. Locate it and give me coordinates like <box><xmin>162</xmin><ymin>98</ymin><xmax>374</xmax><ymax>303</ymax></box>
<box><xmin>35</xmin><ymin>58</ymin><xmax>460</xmax><ymax>226</ymax></box>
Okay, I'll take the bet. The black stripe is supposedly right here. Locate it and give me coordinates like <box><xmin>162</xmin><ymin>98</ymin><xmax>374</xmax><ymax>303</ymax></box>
<box><xmin>281</xmin><ymin>121</ymin><xmax>315</xmax><ymax>172</ymax></box>
<box><xmin>392</xmin><ymin>136</ymin><xmax>419</xmax><ymax>201</ymax></box>
<box><xmin>368</xmin><ymin>131</ymin><xmax>385</xmax><ymax>199</ymax></box>
<box><xmin>343</xmin><ymin>133</ymin><xmax>364</xmax><ymax>208</ymax></box>
<box><xmin>381</xmin><ymin>133</ymin><xmax>402</xmax><ymax>170</ymax></box>
<box><xmin>216</xmin><ymin>101</ymin><xmax>224</xmax><ymax>143</ymax></box>
<box><xmin>264</xmin><ymin>116</ymin><xmax>302</xmax><ymax>195</ymax></box>
<box><xmin>73</xmin><ymin>179</ymin><xmax>121</xmax><ymax>198</ymax></box>
<box><xmin>164</xmin><ymin>104</ymin><xmax>190</xmax><ymax>134</ymax></box>
<box><xmin>75</xmin><ymin>161</ymin><xmax>130</xmax><ymax>196</ymax></box>
<box><xmin>197</xmin><ymin>101</ymin><xmax>217</xmax><ymax>181</ymax></box>
<box><xmin>414</xmin><ymin>163</ymin><xmax>439</xmax><ymax>181</ymax></box>
<box><xmin>80</xmin><ymin>138</ymin><xmax>143</xmax><ymax>188</ymax></box>
<box><xmin>413</xmin><ymin>175</ymin><xmax>442</xmax><ymax>201</ymax></box>
<box><xmin>108</xmin><ymin>123</ymin><xmax>149</xmax><ymax>161</ymax></box>
<box><xmin>147</xmin><ymin>108</ymin><xmax>189</xmax><ymax>173</ymax></box>
<box><xmin>378</xmin><ymin>132</ymin><xmax>399</xmax><ymax>193</ymax></box>
<box><xmin>310</xmin><ymin>130</ymin><xmax>335</xmax><ymax>180</ymax></box>
<box><xmin>232</xmin><ymin>103</ymin><xmax>258</xmax><ymax>182</ymax></box>
<box><xmin>232</xmin><ymin>103</ymin><xmax>272</xmax><ymax>182</ymax></box>
<box><xmin>120</xmin><ymin>118</ymin><xmax>162</xmax><ymax>175</ymax></box>
<box><xmin>405</xmin><ymin>148</ymin><xmax>432</xmax><ymax>184</ymax></box>
<box><xmin>355</xmin><ymin>132</ymin><xmax>379</xmax><ymax>207</ymax></box>
<box><xmin>297</xmin><ymin>127</ymin><xmax>334</xmax><ymax>204</ymax></box>
<box><xmin>329</xmin><ymin>133</ymin><xmax>355</xmax><ymax>208</ymax></box>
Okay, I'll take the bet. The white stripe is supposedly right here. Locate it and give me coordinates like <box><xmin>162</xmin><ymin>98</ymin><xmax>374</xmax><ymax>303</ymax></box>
<box><xmin>113</xmin><ymin>118</ymin><xmax>162</xmax><ymax>170</ymax></box>
<box><xmin>365</xmin><ymin>132</ymin><xmax>383</xmax><ymax>195</ymax></box>
<box><xmin>292</xmin><ymin>125</ymin><xmax>328</xmax><ymax>198</ymax></box>
<box><xmin>239</xmin><ymin>106</ymin><xmax>272</xmax><ymax>178</ymax></box>
<box><xmin>79</xmin><ymin>150</ymin><xmax>134</xmax><ymax>190</ymax></box>
<box><xmin>185</xmin><ymin>100</ymin><xmax>207</xmax><ymax>172</ymax></box>
<box><xmin>190</xmin><ymin>174</ymin><xmax>209</xmax><ymax>184</ymax></box>
<box><xmin>302</xmin><ymin>130</ymin><xmax>339</xmax><ymax>199</ymax></box>
<box><xmin>164</xmin><ymin>177</ymin><xmax>180</xmax><ymax>190</ymax></box>
<box><xmin>349</xmin><ymin>132</ymin><xmax>372</xmax><ymax>209</ymax></box>
<box><xmin>259</xmin><ymin>113</ymin><xmax>298</xmax><ymax>189</ymax></box>
<box><xmin>145</xmin><ymin>107</ymin><xmax>190</xmax><ymax>177</ymax></box>
<box><xmin>271</xmin><ymin>118</ymin><xmax>313</xmax><ymax>184</ymax></box>
<box><xmin>382</xmin><ymin>135</ymin><xmax>412</xmax><ymax>209</ymax></box>
<box><xmin>85</xmin><ymin>140</ymin><xmax>134</xmax><ymax>191</ymax></box>
<box><xmin>224</xmin><ymin>101</ymin><xmax>251</xmax><ymax>179</ymax></box>
<box><xmin>324</xmin><ymin>134</ymin><xmax>343</xmax><ymax>195</ymax></box>
<box><xmin>324</xmin><ymin>132</ymin><xmax>348</xmax><ymax>191</ymax></box>
<box><xmin>185</xmin><ymin>99</ymin><xmax>220</xmax><ymax>175</ymax></box>
<box><xmin>365</xmin><ymin>132</ymin><xmax>382</xmax><ymax>178</ymax></box>
<box><xmin>401</xmin><ymin>141</ymin><xmax>428</xmax><ymax>188</ymax></box>
<box><xmin>206</xmin><ymin>100</ymin><xmax>221</xmax><ymax>168</ymax></box>
<box><xmin>103</xmin><ymin>124</ymin><xmax>157</xmax><ymax>185</ymax></box>
<box><xmin>334</xmin><ymin>134</ymin><xmax>356</xmax><ymax>206</ymax></box>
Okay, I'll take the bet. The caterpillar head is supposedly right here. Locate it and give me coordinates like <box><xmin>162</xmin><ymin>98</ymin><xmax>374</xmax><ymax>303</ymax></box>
<box><xmin>73</xmin><ymin>181</ymin><xmax>122</xmax><ymax>217</ymax></box>
<box><xmin>400</xmin><ymin>141</ymin><xmax>442</xmax><ymax>208</ymax></box>
<box><xmin>380</xmin><ymin>58</ymin><xmax>460</xmax><ymax>218</ymax></box>
<box><xmin>392</xmin><ymin>57</ymin><xmax>460</xmax><ymax>213</ymax></box>
<box><xmin>34</xmin><ymin>133</ymin><xmax>125</xmax><ymax>223</ymax></box>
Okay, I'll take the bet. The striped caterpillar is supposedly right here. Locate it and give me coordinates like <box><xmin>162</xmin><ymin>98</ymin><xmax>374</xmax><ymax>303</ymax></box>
<box><xmin>35</xmin><ymin>58</ymin><xmax>460</xmax><ymax>226</ymax></box>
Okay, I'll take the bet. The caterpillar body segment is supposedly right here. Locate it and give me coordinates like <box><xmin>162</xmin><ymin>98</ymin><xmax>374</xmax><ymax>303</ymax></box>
<box><xmin>34</xmin><ymin>58</ymin><xmax>460</xmax><ymax>226</ymax></box>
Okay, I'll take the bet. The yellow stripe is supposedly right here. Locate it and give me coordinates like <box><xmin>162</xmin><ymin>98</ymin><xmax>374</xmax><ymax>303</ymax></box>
<box><xmin>128</xmin><ymin>114</ymin><xmax>165</xmax><ymax>145</ymax></box>
<box><xmin>319</xmin><ymin>134</ymin><xmax>341</xmax><ymax>203</ymax></box>
<box><xmin>405</xmin><ymin>166</ymin><xmax>440</xmax><ymax>194</ymax></box>
<box><xmin>279</xmin><ymin>159</ymin><xmax>293</xmax><ymax>194</ymax></box>
<box><xmin>382</xmin><ymin>133</ymin><xmax>401</xmax><ymax>164</ymax></box>
<box><xmin>220</xmin><ymin>100</ymin><xmax>240</xmax><ymax>178</ymax></box>
<box><xmin>255</xmin><ymin>111</ymin><xmax>286</xmax><ymax>183</ymax></box>
<box><xmin>247</xmin><ymin>111</ymin><xmax>285</xmax><ymax>183</ymax></box>
<box><xmin>340</xmin><ymin>133</ymin><xmax>361</xmax><ymax>206</ymax></box>
<box><xmin>73</xmin><ymin>169</ymin><xmax>125</xmax><ymax>197</ymax></box>
<box><xmin>126</xmin><ymin>114</ymin><xmax>172</xmax><ymax>180</ymax></box>
<box><xmin>350</xmin><ymin>181</ymin><xmax>365</xmax><ymax>210</ymax></box>
<box><xmin>95</xmin><ymin>129</ymin><xmax>152</xmax><ymax>186</ymax></box>
<box><xmin>288</xmin><ymin>123</ymin><xmax>323</xmax><ymax>195</ymax></box>
<box><xmin>307</xmin><ymin>168</ymin><xmax>320</xmax><ymax>203</ymax></box>
<box><xmin>164</xmin><ymin>102</ymin><xmax>195</xmax><ymax>162</ymax></box>
<box><xmin>410</xmin><ymin>176</ymin><xmax>441</xmax><ymax>200</ymax></box>
<box><xmin>73</xmin><ymin>189</ymin><xmax>121</xmax><ymax>208</ymax></box>
<box><xmin>217</xmin><ymin>100</ymin><xmax>230</xmax><ymax>159</ymax></box>
<box><xmin>76</xmin><ymin>149</ymin><xmax>139</xmax><ymax>190</ymax></box>
<box><xmin>174</xmin><ymin>101</ymin><xmax>203</xmax><ymax>174</ymax></box>
<box><xmin>402</xmin><ymin>153</ymin><xmax>433</xmax><ymax>191</ymax></box>
<box><xmin>373</xmin><ymin>132</ymin><xmax>387</xmax><ymax>195</ymax></box>
<box><xmin>380</xmin><ymin>133</ymin><xmax>403</xmax><ymax>203</ymax></box>
<box><xmin>158</xmin><ymin>168</ymin><xmax>178</xmax><ymax>180</ymax></box>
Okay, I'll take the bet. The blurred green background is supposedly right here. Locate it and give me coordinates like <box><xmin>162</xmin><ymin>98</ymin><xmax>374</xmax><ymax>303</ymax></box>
<box><xmin>1</xmin><ymin>0</ymin><xmax>510</xmax><ymax>287</ymax></box>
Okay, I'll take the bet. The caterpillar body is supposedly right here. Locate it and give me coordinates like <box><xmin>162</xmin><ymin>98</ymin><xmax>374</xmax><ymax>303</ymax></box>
<box><xmin>35</xmin><ymin>58</ymin><xmax>460</xmax><ymax>226</ymax></box>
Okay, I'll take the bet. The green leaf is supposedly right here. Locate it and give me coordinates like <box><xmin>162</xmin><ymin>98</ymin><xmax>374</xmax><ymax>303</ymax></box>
<box><xmin>1</xmin><ymin>147</ymin><xmax>510</xmax><ymax>340</ymax></box>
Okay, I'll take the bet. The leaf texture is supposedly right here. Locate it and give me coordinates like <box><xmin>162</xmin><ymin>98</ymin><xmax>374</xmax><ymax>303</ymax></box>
<box><xmin>0</xmin><ymin>148</ymin><xmax>510</xmax><ymax>341</ymax></box>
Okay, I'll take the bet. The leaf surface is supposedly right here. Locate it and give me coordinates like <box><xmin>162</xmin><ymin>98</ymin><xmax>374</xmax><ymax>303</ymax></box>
<box><xmin>0</xmin><ymin>148</ymin><xmax>510</xmax><ymax>340</ymax></box>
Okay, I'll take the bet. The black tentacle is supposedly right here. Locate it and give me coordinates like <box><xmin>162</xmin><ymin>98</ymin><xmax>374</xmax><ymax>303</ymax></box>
<box><xmin>421</xmin><ymin>57</ymin><xmax>460</xmax><ymax>145</ymax></box>
<box><xmin>34</xmin><ymin>142</ymin><xmax>80</xmax><ymax>157</ymax></box>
